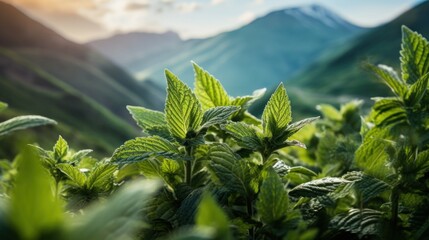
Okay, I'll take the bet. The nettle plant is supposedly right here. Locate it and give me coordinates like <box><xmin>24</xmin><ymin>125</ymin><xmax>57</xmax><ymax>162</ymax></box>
<box><xmin>111</xmin><ymin>63</ymin><xmax>319</xmax><ymax>239</ymax></box>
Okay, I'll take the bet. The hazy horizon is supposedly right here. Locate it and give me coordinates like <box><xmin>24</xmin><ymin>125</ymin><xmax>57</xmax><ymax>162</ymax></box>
<box><xmin>4</xmin><ymin>0</ymin><xmax>425</xmax><ymax>43</ymax></box>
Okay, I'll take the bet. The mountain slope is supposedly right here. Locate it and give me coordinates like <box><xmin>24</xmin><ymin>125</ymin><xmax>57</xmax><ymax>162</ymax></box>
<box><xmin>88</xmin><ymin>31</ymin><xmax>182</xmax><ymax>67</ymax></box>
<box><xmin>289</xmin><ymin>1</ymin><xmax>429</xmax><ymax>100</ymax></box>
<box><xmin>0</xmin><ymin>1</ymin><xmax>164</xmax><ymax>154</ymax></box>
<box><xmin>123</xmin><ymin>4</ymin><xmax>364</xmax><ymax>96</ymax></box>
<box><xmin>250</xmin><ymin>1</ymin><xmax>429</xmax><ymax>118</ymax></box>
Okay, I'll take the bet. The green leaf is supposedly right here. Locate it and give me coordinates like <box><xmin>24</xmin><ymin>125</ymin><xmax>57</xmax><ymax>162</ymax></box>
<box><xmin>0</xmin><ymin>115</ymin><xmax>56</xmax><ymax>137</ymax></box>
<box><xmin>112</xmin><ymin>136</ymin><xmax>183</xmax><ymax>164</ymax></box>
<box><xmin>193</xmin><ymin>62</ymin><xmax>230</xmax><ymax>110</ymax></box>
<box><xmin>262</xmin><ymin>83</ymin><xmax>291</xmax><ymax>138</ymax></box>
<box><xmin>69</xmin><ymin>179</ymin><xmax>161</xmax><ymax>240</ymax></box>
<box><xmin>165</xmin><ymin>69</ymin><xmax>203</xmax><ymax>141</ymax></box>
<box><xmin>207</xmin><ymin>144</ymin><xmax>249</xmax><ymax>195</ymax></box>
<box><xmin>370</xmin><ymin>97</ymin><xmax>407</xmax><ymax>127</ymax></box>
<box><xmin>10</xmin><ymin>148</ymin><xmax>63</xmax><ymax>240</ymax></box>
<box><xmin>87</xmin><ymin>163</ymin><xmax>117</xmax><ymax>190</ymax></box>
<box><xmin>70</xmin><ymin>149</ymin><xmax>93</xmax><ymax>163</ymax></box>
<box><xmin>282</xmin><ymin>117</ymin><xmax>320</xmax><ymax>139</ymax></box>
<box><xmin>369</xmin><ymin>64</ymin><xmax>407</xmax><ymax>97</ymax></box>
<box><xmin>200</xmin><ymin>106</ymin><xmax>239</xmax><ymax>129</ymax></box>
<box><xmin>289</xmin><ymin>177</ymin><xmax>351</xmax><ymax>198</ymax></box>
<box><xmin>343</xmin><ymin>171</ymin><xmax>391</xmax><ymax>203</ymax></box>
<box><xmin>0</xmin><ymin>101</ymin><xmax>7</xmax><ymax>112</ymax></box>
<box><xmin>316</xmin><ymin>104</ymin><xmax>342</xmax><ymax>121</ymax></box>
<box><xmin>57</xmin><ymin>164</ymin><xmax>87</xmax><ymax>187</ymax></box>
<box><xmin>54</xmin><ymin>136</ymin><xmax>68</xmax><ymax>161</ymax></box>
<box><xmin>127</xmin><ymin>105</ymin><xmax>166</xmax><ymax>130</ymax></box>
<box><xmin>196</xmin><ymin>193</ymin><xmax>232</xmax><ymax>240</ymax></box>
<box><xmin>223</xmin><ymin>122</ymin><xmax>262</xmax><ymax>150</ymax></box>
<box><xmin>329</xmin><ymin>208</ymin><xmax>382</xmax><ymax>238</ymax></box>
<box><xmin>355</xmin><ymin>128</ymin><xmax>393</xmax><ymax>179</ymax></box>
<box><xmin>405</xmin><ymin>73</ymin><xmax>429</xmax><ymax>106</ymax></box>
<box><xmin>256</xmin><ymin>170</ymin><xmax>289</xmax><ymax>224</ymax></box>
<box><xmin>401</xmin><ymin>26</ymin><xmax>429</xmax><ymax>84</ymax></box>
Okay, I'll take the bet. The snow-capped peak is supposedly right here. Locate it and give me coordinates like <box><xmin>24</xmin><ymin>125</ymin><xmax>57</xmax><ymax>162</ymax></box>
<box><xmin>284</xmin><ymin>4</ymin><xmax>354</xmax><ymax>30</ymax></box>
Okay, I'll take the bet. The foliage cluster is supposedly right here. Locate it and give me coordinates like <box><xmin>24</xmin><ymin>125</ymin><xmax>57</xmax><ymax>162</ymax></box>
<box><xmin>0</xmin><ymin>26</ymin><xmax>428</xmax><ymax>240</ymax></box>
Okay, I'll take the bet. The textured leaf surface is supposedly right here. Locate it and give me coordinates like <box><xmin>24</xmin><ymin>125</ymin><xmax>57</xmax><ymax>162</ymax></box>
<box><xmin>0</xmin><ymin>115</ymin><xmax>56</xmax><ymax>136</ymax></box>
<box><xmin>281</xmin><ymin>117</ymin><xmax>320</xmax><ymax>140</ymax></box>
<box><xmin>112</xmin><ymin>136</ymin><xmax>182</xmax><ymax>164</ymax></box>
<box><xmin>289</xmin><ymin>177</ymin><xmax>350</xmax><ymax>198</ymax></box>
<box><xmin>256</xmin><ymin>170</ymin><xmax>288</xmax><ymax>224</ymax></box>
<box><xmin>343</xmin><ymin>171</ymin><xmax>391</xmax><ymax>203</ymax></box>
<box><xmin>165</xmin><ymin>70</ymin><xmax>203</xmax><ymax>141</ymax></box>
<box><xmin>401</xmin><ymin>26</ymin><xmax>429</xmax><ymax>84</ymax></box>
<box><xmin>193</xmin><ymin>63</ymin><xmax>230</xmax><ymax>110</ymax></box>
<box><xmin>370</xmin><ymin>64</ymin><xmax>407</xmax><ymax>97</ymax></box>
<box><xmin>330</xmin><ymin>208</ymin><xmax>382</xmax><ymax>238</ymax></box>
<box><xmin>371</xmin><ymin>98</ymin><xmax>407</xmax><ymax>127</ymax></box>
<box><xmin>207</xmin><ymin>144</ymin><xmax>249</xmax><ymax>195</ymax></box>
<box><xmin>223</xmin><ymin>122</ymin><xmax>262</xmax><ymax>149</ymax></box>
<box><xmin>57</xmin><ymin>164</ymin><xmax>87</xmax><ymax>187</ymax></box>
<box><xmin>54</xmin><ymin>136</ymin><xmax>68</xmax><ymax>161</ymax></box>
<box><xmin>70</xmin><ymin>149</ymin><xmax>93</xmax><ymax>163</ymax></box>
<box><xmin>201</xmin><ymin>106</ymin><xmax>239</xmax><ymax>129</ymax></box>
<box><xmin>87</xmin><ymin>163</ymin><xmax>117</xmax><ymax>190</ymax></box>
<box><xmin>262</xmin><ymin>83</ymin><xmax>291</xmax><ymax>138</ymax></box>
<box><xmin>405</xmin><ymin>73</ymin><xmax>429</xmax><ymax>106</ymax></box>
<box><xmin>127</xmin><ymin>105</ymin><xmax>166</xmax><ymax>130</ymax></box>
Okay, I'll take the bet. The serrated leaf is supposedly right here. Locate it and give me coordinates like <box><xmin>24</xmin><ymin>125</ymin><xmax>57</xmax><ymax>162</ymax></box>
<box><xmin>200</xmin><ymin>106</ymin><xmax>239</xmax><ymax>129</ymax></box>
<box><xmin>223</xmin><ymin>122</ymin><xmax>262</xmax><ymax>150</ymax></box>
<box><xmin>69</xmin><ymin>180</ymin><xmax>161</xmax><ymax>240</ymax></box>
<box><xmin>193</xmin><ymin>63</ymin><xmax>230</xmax><ymax>110</ymax></box>
<box><xmin>54</xmin><ymin>136</ymin><xmax>68</xmax><ymax>161</ymax></box>
<box><xmin>329</xmin><ymin>208</ymin><xmax>382</xmax><ymax>238</ymax></box>
<box><xmin>405</xmin><ymin>73</ymin><xmax>429</xmax><ymax>106</ymax></box>
<box><xmin>70</xmin><ymin>149</ymin><xmax>93</xmax><ymax>163</ymax></box>
<box><xmin>0</xmin><ymin>115</ymin><xmax>56</xmax><ymax>137</ymax></box>
<box><xmin>289</xmin><ymin>166</ymin><xmax>317</xmax><ymax>177</ymax></box>
<box><xmin>177</xmin><ymin>188</ymin><xmax>204</xmax><ymax>225</ymax></box>
<box><xmin>127</xmin><ymin>105</ymin><xmax>166</xmax><ymax>130</ymax></box>
<box><xmin>112</xmin><ymin>136</ymin><xmax>183</xmax><ymax>164</ymax></box>
<box><xmin>145</xmin><ymin>125</ymin><xmax>174</xmax><ymax>141</ymax></box>
<box><xmin>369</xmin><ymin>64</ymin><xmax>407</xmax><ymax>97</ymax></box>
<box><xmin>262</xmin><ymin>83</ymin><xmax>291</xmax><ymax>138</ymax></box>
<box><xmin>279</xmin><ymin>117</ymin><xmax>319</xmax><ymax>141</ymax></box>
<box><xmin>207</xmin><ymin>144</ymin><xmax>249</xmax><ymax>195</ymax></box>
<box><xmin>370</xmin><ymin>98</ymin><xmax>407</xmax><ymax>127</ymax></box>
<box><xmin>87</xmin><ymin>163</ymin><xmax>117</xmax><ymax>190</ymax></box>
<box><xmin>289</xmin><ymin>177</ymin><xmax>351</xmax><ymax>198</ymax></box>
<box><xmin>343</xmin><ymin>171</ymin><xmax>391</xmax><ymax>203</ymax></box>
<box><xmin>57</xmin><ymin>164</ymin><xmax>87</xmax><ymax>187</ymax></box>
<box><xmin>401</xmin><ymin>26</ymin><xmax>429</xmax><ymax>84</ymax></box>
<box><xmin>256</xmin><ymin>170</ymin><xmax>288</xmax><ymax>224</ymax></box>
<box><xmin>196</xmin><ymin>193</ymin><xmax>232</xmax><ymax>240</ymax></box>
<box><xmin>165</xmin><ymin>69</ymin><xmax>203</xmax><ymax>141</ymax></box>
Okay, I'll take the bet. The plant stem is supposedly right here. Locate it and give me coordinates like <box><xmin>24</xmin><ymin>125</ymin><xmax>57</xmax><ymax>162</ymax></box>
<box><xmin>247</xmin><ymin>196</ymin><xmax>255</xmax><ymax>239</ymax></box>
<box><xmin>390</xmin><ymin>185</ymin><xmax>400</xmax><ymax>237</ymax></box>
<box><xmin>184</xmin><ymin>146</ymin><xmax>193</xmax><ymax>185</ymax></box>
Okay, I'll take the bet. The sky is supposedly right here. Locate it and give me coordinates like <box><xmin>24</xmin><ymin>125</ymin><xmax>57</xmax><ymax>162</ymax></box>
<box><xmin>4</xmin><ymin>0</ymin><xmax>426</xmax><ymax>43</ymax></box>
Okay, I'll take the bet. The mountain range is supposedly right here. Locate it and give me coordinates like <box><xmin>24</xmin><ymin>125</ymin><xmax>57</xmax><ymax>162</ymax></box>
<box><xmin>0</xmin><ymin>1</ymin><xmax>164</xmax><ymax>154</ymax></box>
<box><xmin>90</xmin><ymin>4</ymin><xmax>365</xmax><ymax>96</ymax></box>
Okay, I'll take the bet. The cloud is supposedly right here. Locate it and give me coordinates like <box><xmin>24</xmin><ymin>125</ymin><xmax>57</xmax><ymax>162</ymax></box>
<box><xmin>253</xmin><ymin>0</ymin><xmax>264</xmax><ymax>4</ymax></box>
<box><xmin>5</xmin><ymin>0</ymin><xmax>96</xmax><ymax>13</ymax></box>
<box><xmin>177</xmin><ymin>2</ymin><xmax>201</xmax><ymax>13</ymax></box>
<box><xmin>238</xmin><ymin>11</ymin><xmax>256</xmax><ymax>24</ymax></box>
<box><xmin>125</xmin><ymin>2</ymin><xmax>150</xmax><ymax>11</ymax></box>
<box><xmin>211</xmin><ymin>0</ymin><xmax>225</xmax><ymax>5</ymax></box>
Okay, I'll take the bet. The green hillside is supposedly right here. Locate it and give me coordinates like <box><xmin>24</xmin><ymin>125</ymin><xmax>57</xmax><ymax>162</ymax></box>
<box><xmin>124</xmin><ymin>4</ymin><xmax>364</xmax><ymax>96</ymax></box>
<box><xmin>251</xmin><ymin>1</ymin><xmax>429</xmax><ymax>118</ymax></box>
<box><xmin>0</xmin><ymin>1</ymin><xmax>165</xmax><ymax>155</ymax></box>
